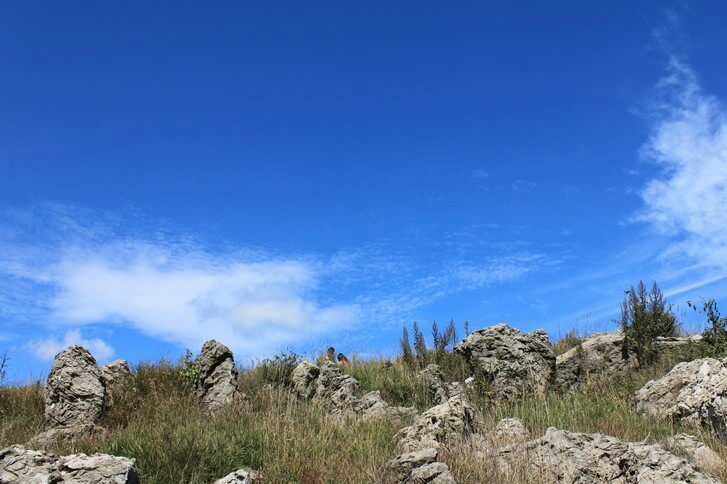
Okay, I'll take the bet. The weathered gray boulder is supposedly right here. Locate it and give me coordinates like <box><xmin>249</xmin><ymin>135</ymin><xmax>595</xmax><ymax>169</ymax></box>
<box><xmin>454</xmin><ymin>323</ymin><xmax>555</xmax><ymax>398</ymax></box>
<box><xmin>44</xmin><ymin>346</ymin><xmax>106</xmax><ymax>433</ymax></box>
<box><xmin>290</xmin><ymin>360</ymin><xmax>320</xmax><ymax>399</ymax></box>
<box><xmin>634</xmin><ymin>357</ymin><xmax>727</xmax><ymax>437</ymax></box>
<box><xmin>0</xmin><ymin>445</ymin><xmax>138</xmax><ymax>483</ymax></box>
<box><xmin>656</xmin><ymin>335</ymin><xmax>704</xmax><ymax>350</ymax></box>
<box><xmin>555</xmin><ymin>330</ymin><xmax>638</xmax><ymax>387</ymax></box>
<box><xmin>395</xmin><ymin>395</ymin><xmax>478</xmax><ymax>452</ymax></box>
<box><xmin>665</xmin><ymin>433</ymin><xmax>725</xmax><ymax>476</ymax></box>
<box><xmin>419</xmin><ymin>364</ymin><xmax>449</xmax><ymax>405</ymax></box>
<box><xmin>312</xmin><ymin>361</ymin><xmax>361</xmax><ymax>416</ymax></box>
<box><xmin>355</xmin><ymin>390</ymin><xmax>417</xmax><ymax>421</ymax></box>
<box><xmin>376</xmin><ymin>447</ymin><xmax>457</xmax><ymax>484</ymax></box>
<box><xmin>197</xmin><ymin>340</ymin><xmax>245</xmax><ymax>412</ymax></box>
<box><xmin>100</xmin><ymin>359</ymin><xmax>133</xmax><ymax>392</ymax></box>
<box><xmin>497</xmin><ymin>427</ymin><xmax>719</xmax><ymax>483</ymax></box>
<box><xmin>214</xmin><ymin>468</ymin><xmax>259</xmax><ymax>483</ymax></box>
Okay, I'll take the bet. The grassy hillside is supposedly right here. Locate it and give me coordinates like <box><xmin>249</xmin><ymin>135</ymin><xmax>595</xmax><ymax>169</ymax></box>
<box><xmin>2</xmin><ymin>341</ymin><xmax>727</xmax><ymax>483</ymax></box>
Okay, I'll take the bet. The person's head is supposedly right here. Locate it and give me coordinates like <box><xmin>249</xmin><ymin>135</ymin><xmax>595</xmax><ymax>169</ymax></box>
<box><xmin>337</xmin><ymin>353</ymin><xmax>348</xmax><ymax>362</ymax></box>
<box><xmin>326</xmin><ymin>346</ymin><xmax>335</xmax><ymax>359</ymax></box>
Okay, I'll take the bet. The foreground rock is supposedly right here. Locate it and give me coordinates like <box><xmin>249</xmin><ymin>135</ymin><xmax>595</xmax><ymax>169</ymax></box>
<box><xmin>313</xmin><ymin>361</ymin><xmax>361</xmax><ymax>416</ymax></box>
<box><xmin>355</xmin><ymin>390</ymin><xmax>418</xmax><ymax>420</ymax></box>
<box><xmin>34</xmin><ymin>345</ymin><xmax>106</xmax><ymax>445</ymax></box>
<box><xmin>290</xmin><ymin>359</ymin><xmax>320</xmax><ymax>399</ymax></box>
<box><xmin>635</xmin><ymin>357</ymin><xmax>727</xmax><ymax>437</ymax></box>
<box><xmin>497</xmin><ymin>428</ymin><xmax>720</xmax><ymax>483</ymax></box>
<box><xmin>0</xmin><ymin>445</ymin><xmax>138</xmax><ymax>483</ymax></box>
<box><xmin>395</xmin><ymin>395</ymin><xmax>478</xmax><ymax>452</ymax></box>
<box><xmin>666</xmin><ymin>433</ymin><xmax>725</xmax><ymax>476</ymax></box>
<box><xmin>197</xmin><ymin>340</ymin><xmax>246</xmax><ymax>412</ymax></box>
<box><xmin>555</xmin><ymin>330</ymin><xmax>638</xmax><ymax>387</ymax></box>
<box><xmin>376</xmin><ymin>447</ymin><xmax>457</xmax><ymax>484</ymax></box>
<box><xmin>214</xmin><ymin>468</ymin><xmax>259</xmax><ymax>483</ymax></box>
<box><xmin>100</xmin><ymin>359</ymin><xmax>133</xmax><ymax>392</ymax></box>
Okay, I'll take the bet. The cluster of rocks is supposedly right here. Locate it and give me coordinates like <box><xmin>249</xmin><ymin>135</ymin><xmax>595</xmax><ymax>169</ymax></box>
<box><xmin>497</xmin><ymin>427</ymin><xmax>722</xmax><ymax>483</ymax></box>
<box><xmin>376</xmin><ymin>447</ymin><xmax>456</xmax><ymax>484</ymax></box>
<box><xmin>291</xmin><ymin>359</ymin><xmax>417</xmax><ymax>420</ymax></box>
<box><xmin>0</xmin><ymin>445</ymin><xmax>138</xmax><ymax>483</ymax></box>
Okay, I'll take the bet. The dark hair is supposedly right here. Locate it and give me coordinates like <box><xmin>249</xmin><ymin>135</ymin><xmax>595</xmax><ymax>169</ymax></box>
<box><xmin>337</xmin><ymin>353</ymin><xmax>348</xmax><ymax>362</ymax></box>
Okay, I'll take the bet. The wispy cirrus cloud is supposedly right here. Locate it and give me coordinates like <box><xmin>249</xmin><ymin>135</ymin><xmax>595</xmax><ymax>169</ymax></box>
<box><xmin>636</xmin><ymin>58</ymin><xmax>727</xmax><ymax>271</ymax></box>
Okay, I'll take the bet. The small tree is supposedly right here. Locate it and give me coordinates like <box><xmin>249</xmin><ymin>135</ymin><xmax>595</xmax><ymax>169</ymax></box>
<box><xmin>412</xmin><ymin>321</ymin><xmax>427</xmax><ymax>366</ymax></box>
<box><xmin>619</xmin><ymin>280</ymin><xmax>676</xmax><ymax>365</ymax></box>
<box><xmin>400</xmin><ymin>326</ymin><xmax>415</xmax><ymax>368</ymax></box>
<box><xmin>688</xmin><ymin>299</ymin><xmax>727</xmax><ymax>355</ymax></box>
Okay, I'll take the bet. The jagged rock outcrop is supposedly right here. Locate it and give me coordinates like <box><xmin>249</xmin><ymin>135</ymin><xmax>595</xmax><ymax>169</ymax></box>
<box><xmin>100</xmin><ymin>359</ymin><xmax>133</xmax><ymax>392</ymax></box>
<box><xmin>0</xmin><ymin>445</ymin><xmax>138</xmax><ymax>483</ymax></box>
<box><xmin>656</xmin><ymin>334</ymin><xmax>704</xmax><ymax>350</ymax></box>
<box><xmin>214</xmin><ymin>468</ymin><xmax>259</xmax><ymax>483</ymax></box>
<box><xmin>555</xmin><ymin>330</ymin><xmax>638</xmax><ymax>387</ymax></box>
<box><xmin>376</xmin><ymin>447</ymin><xmax>457</xmax><ymax>484</ymax></box>
<box><xmin>665</xmin><ymin>433</ymin><xmax>725</xmax><ymax>476</ymax></box>
<box><xmin>454</xmin><ymin>323</ymin><xmax>555</xmax><ymax>398</ymax></box>
<box><xmin>292</xmin><ymin>360</ymin><xmax>416</xmax><ymax>421</ymax></box>
<box><xmin>634</xmin><ymin>357</ymin><xmax>727</xmax><ymax>437</ymax></box>
<box><xmin>34</xmin><ymin>345</ymin><xmax>106</xmax><ymax>445</ymax></box>
<box><xmin>419</xmin><ymin>364</ymin><xmax>449</xmax><ymax>405</ymax></box>
<box><xmin>497</xmin><ymin>428</ymin><xmax>720</xmax><ymax>483</ymax></box>
<box><xmin>197</xmin><ymin>340</ymin><xmax>246</xmax><ymax>412</ymax></box>
<box><xmin>395</xmin><ymin>395</ymin><xmax>478</xmax><ymax>452</ymax></box>
<box><xmin>313</xmin><ymin>361</ymin><xmax>362</xmax><ymax>416</ymax></box>
<box><xmin>291</xmin><ymin>360</ymin><xmax>320</xmax><ymax>399</ymax></box>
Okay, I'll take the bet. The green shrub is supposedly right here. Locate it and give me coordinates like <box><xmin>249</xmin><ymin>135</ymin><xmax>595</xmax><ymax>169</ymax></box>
<box><xmin>619</xmin><ymin>280</ymin><xmax>676</xmax><ymax>365</ymax></box>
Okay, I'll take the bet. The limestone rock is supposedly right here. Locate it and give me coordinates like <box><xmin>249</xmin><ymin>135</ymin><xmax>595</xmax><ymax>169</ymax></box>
<box><xmin>454</xmin><ymin>323</ymin><xmax>555</xmax><ymax>398</ymax></box>
<box><xmin>197</xmin><ymin>340</ymin><xmax>244</xmax><ymax>412</ymax></box>
<box><xmin>666</xmin><ymin>433</ymin><xmax>725</xmax><ymax>476</ymax></box>
<box><xmin>214</xmin><ymin>468</ymin><xmax>259</xmax><ymax>483</ymax></box>
<box><xmin>376</xmin><ymin>448</ymin><xmax>457</xmax><ymax>484</ymax></box>
<box><xmin>290</xmin><ymin>360</ymin><xmax>320</xmax><ymax>399</ymax></box>
<box><xmin>656</xmin><ymin>335</ymin><xmax>704</xmax><ymax>350</ymax></box>
<box><xmin>313</xmin><ymin>361</ymin><xmax>361</xmax><ymax>416</ymax></box>
<box><xmin>100</xmin><ymin>359</ymin><xmax>133</xmax><ymax>392</ymax></box>
<box><xmin>0</xmin><ymin>445</ymin><xmax>138</xmax><ymax>483</ymax></box>
<box><xmin>497</xmin><ymin>427</ymin><xmax>719</xmax><ymax>483</ymax></box>
<box><xmin>44</xmin><ymin>346</ymin><xmax>106</xmax><ymax>431</ymax></box>
<box><xmin>419</xmin><ymin>364</ymin><xmax>449</xmax><ymax>405</ymax></box>
<box><xmin>634</xmin><ymin>357</ymin><xmax>727</xmax><ymax>437</ymax></box>
<box><xmin>555</xmin><ymin>330</ymin><xmax>638</xmax><ymax>387</ymax></box>
<box><xmin>356</xmin><ymin>390</ymin><xmax>417</xmax><ymax>421</ymax></box>
<box><xmin>395</xmin><ymin>395</ymin><xmax>478</xmax><ymax>452</ymax></box>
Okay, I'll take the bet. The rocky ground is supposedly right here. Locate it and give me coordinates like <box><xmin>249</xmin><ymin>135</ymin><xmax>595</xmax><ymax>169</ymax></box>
<box><xmin>1</xmin><ymin>325</ymin><xmax>727</xmax><ymax>483</ymax></box>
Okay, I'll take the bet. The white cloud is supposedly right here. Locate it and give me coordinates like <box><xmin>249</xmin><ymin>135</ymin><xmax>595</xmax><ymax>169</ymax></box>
<box><xmin>636</xmin><ymin>58</ymin><xmax>727</xmax><ymax>269</ymax></box>
<box><xmin>26</xmin><ymin>329</ymin><xmax>114</xmax><ymax>362</ymax></box>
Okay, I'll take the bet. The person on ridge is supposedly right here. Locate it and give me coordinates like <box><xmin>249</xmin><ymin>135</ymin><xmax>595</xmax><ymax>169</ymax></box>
<box><xmin>337</xmin><ymin>352</ymin><xmax>350</xmax><ymax>369</ymax></box>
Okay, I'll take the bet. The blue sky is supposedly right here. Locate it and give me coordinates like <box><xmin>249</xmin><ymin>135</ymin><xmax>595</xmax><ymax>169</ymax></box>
<box><xmin>2</xmin><ymin>2</ymin><xmax>727</xmax><ymax>381</ymax></box>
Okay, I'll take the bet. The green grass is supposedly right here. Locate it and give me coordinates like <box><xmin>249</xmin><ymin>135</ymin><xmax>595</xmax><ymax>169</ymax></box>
<box><xmin>2</xmin><ymin>343</ymin><xmax>727</xmax><ymax>483</ymax></box>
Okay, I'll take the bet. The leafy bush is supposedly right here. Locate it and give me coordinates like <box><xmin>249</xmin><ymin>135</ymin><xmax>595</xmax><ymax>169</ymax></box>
<box><xmin>178</xmin><ymin>349</ymin><xmax>200</xmax><ymax>391</ymax></box>
<box><xmin>618</xmin><ymin>280</ymin><xmax>676</xmax><ymax>365</ymax></box>
<box><xmin>256</xmin><ymin>351</ymin><xmax>301</xmax><ymax>387</ymax></box>
<box><xmin>689</xmin><ymin>298</ymin><xmax>727</xmax><ymax>356</ymax></box>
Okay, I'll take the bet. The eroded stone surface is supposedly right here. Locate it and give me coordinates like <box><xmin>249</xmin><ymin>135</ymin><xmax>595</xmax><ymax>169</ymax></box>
<box><xmin>100</xmin><ymin>359</ymin><xmax>133</xmax><ymax>392</ymax></box>
<box><xmin>197</xmin><ymin>340</ymin><xmax>245</xmax><ymax>412</ymax></box>
<box><xmin>313</xmin><ymin>361</ymin><xmax>361</xmax><ymax>416</ymax></box>
<box><xmin>419</xmin><ymin>364</ymin><xmax>449</xmax><ymax>405</ymax></box>
<box><xmin>44</xmin><ymin>346</ymin><xmax>106</xmax><ymax>430</ymax></box>
<box><xmin>395</xmin><ymin>395</ymin><xmax>478</xmax><ymax>452</ymax></box>
<box><xmin>454</xmin><ymin>323</ymin><xmax>555</xmax><ymax>398</ymax></box>
<box><xmin>290</xmin><ymin>360</ymin><xmax>320</xmax><ymax>399</ymax></box>
<box><xmin>376</xmin><ymin>447</ymin><xmax>457</xmax><ymax>484</ymax></box>
<box><xmin>555</xmin><ymin>330</ymin><xmax>638</xmax><ymax>387</ymax></box>
<box><xmin>635</xmin><ymin>357</ymin><xmax>727</xmax><ymax>437</ymax></box>
<box><xmin>497</xmin><ymin>427</ymin><xmax>719</xmax><ymax>483</ymax></box>
<box><xmin>0</xmin><ymin>445</ymin><xmax>138</xmax><ymax>484</ymax></box>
